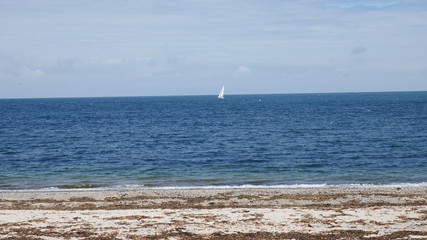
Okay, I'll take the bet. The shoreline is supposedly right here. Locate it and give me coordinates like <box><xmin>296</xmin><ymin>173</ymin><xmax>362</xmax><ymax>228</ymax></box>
<box><xmin>1</xmin><ymin>186</ymin><xmax>427</xmax><ymax>239</ymax></box>
<box><xmin>2</xmin><ymin>181</ymin><xmax>427</xmax><ymax>192</ymax></box>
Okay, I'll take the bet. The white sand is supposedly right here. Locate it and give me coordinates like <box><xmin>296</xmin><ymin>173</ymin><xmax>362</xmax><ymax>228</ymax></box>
<box><xmin>1</xmin><ymin>187</ymin><xmax>427</xmax><ymax>239</ymax></box>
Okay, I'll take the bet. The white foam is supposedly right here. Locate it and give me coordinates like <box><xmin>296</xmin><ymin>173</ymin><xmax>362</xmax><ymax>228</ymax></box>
<box><xmin>2</xmin><ymin>182</ymin><xmax>427</xmax><ymax>192</ymax></box>
<box><xmin>127</xmin><ymin>182</ymin><xmax>427</xmax><ymax>190</ymax></box>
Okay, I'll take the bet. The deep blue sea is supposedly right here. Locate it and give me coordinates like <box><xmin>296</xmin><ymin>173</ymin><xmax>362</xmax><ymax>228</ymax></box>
<box><xmin>1</xmin><ymin>92</ymin><xmax>427</xmax><ymax>190</ymax></box>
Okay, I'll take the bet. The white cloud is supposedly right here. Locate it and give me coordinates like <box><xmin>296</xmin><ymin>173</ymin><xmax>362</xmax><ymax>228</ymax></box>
<box><xmin>137</xmin><ymin>57</ymin><xmax>157</xmax><ymax>66</ymax></box>
<box><xmin>103</xmin><ymin>58</ymin><xmax>124</xmax><ymax>65</ymax></box>
<box><xmin>234</xmin><ymin>66</ymin><xmax>252</xmax><ymax>76</ymax></box>
<box><xmin>22</xmin><ymin>68</ymin><xmax>45</xmax><ymax>78</ymax></box>
<box><xmin>325</xmin><ymin>1</ymin><xmax>398</xmax><ymax>9</ymax></box>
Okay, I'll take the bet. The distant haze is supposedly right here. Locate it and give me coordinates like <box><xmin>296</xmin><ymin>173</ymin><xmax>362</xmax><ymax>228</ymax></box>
<box><xmin>1</xmin><ymin>0</ymin><xmax>427</xmax><ymax>98</ymax></box>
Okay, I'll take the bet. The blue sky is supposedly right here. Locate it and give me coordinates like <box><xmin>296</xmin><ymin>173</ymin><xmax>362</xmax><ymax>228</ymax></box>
<box><xmin>1</xmin><ymin>0</ymin><xmax>426</xmax><ymax>98</ymax></box>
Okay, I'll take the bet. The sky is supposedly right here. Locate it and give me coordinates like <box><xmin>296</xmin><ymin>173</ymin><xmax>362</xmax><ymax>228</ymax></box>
<box><xmin>1</xmin><ymin>0</ymin><xmax>427</xmax><ymax>98</ymax></box>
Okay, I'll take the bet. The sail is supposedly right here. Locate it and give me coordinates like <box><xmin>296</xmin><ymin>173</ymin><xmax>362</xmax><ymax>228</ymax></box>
<box><xmin>218</xmin><ymin>85</ymin><xmax>224</xmax><ymax>99</ymax></box>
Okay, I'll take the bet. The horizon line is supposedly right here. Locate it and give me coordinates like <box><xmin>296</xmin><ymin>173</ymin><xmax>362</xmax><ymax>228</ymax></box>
<box><xmin>1</xmin><ymin>90</ymin><xmax>427</xmax><ymax>100</ymax></box>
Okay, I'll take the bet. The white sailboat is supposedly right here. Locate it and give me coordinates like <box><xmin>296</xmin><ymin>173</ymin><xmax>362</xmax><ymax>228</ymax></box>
<box><xmin>218</xmin><ymin>85</ymin><xmax>225</xmax><ymax>99</ymax></box>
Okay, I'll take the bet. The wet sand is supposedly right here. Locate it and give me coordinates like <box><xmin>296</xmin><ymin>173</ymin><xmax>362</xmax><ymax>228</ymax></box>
<box><xmin>1</xmin><ymin>186</ymin><xmax>427</xmax><ymax>239</ymax></box>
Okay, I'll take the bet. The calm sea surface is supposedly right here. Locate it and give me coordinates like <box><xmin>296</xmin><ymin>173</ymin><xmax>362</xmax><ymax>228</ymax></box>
<box><xmin>0</xmin><ymin>92</ymin><xmax>426</xmax><ymax>190</ymax></box>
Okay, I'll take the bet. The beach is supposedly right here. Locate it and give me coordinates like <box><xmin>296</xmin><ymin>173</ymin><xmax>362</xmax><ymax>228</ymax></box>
<box><xmin>1</xmin><ymin>186</ymin><xmax>427</xmax><ymax>239</ymax></box>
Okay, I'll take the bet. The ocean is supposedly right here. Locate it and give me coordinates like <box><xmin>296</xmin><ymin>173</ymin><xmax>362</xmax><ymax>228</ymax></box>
<box><xmin>0</xmin><ymin>92</ymin><xmax>426</xmax><ymax>190</ymax></box>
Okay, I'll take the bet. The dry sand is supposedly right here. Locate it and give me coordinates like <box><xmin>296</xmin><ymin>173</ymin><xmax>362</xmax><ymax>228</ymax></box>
<box><xmin>1</xmin><ymin>186</ymin><xmax>427</xmax><ymax>239</ymax></box>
